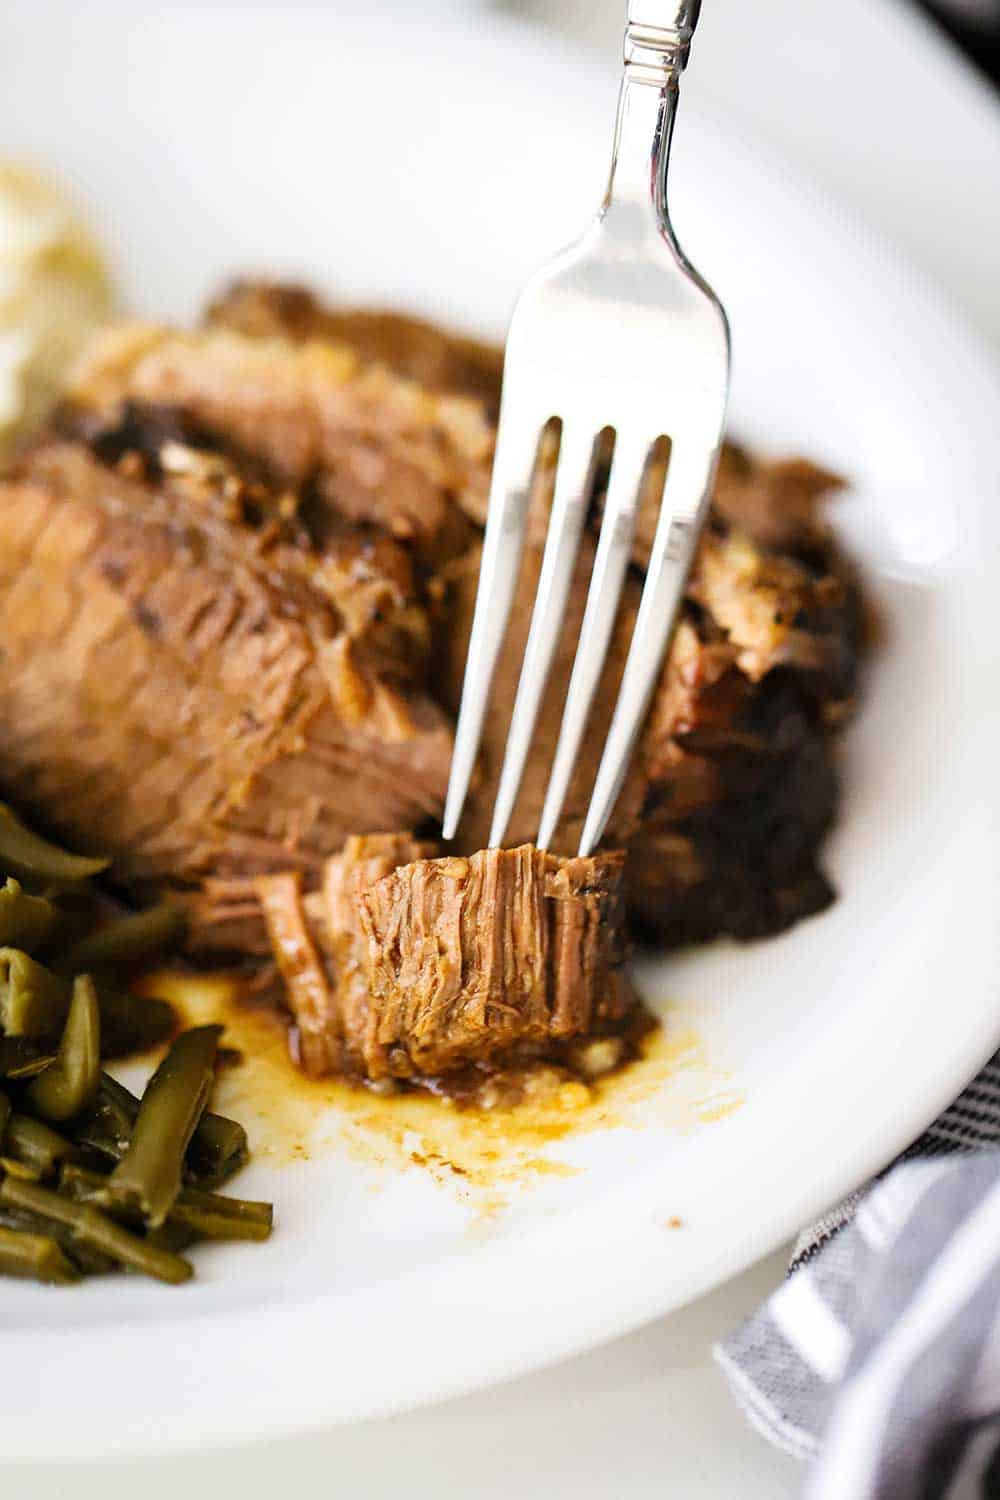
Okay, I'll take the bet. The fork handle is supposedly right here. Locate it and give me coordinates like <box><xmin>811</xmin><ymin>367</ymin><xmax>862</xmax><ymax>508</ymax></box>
<box><xmin>604</xmin><ymin>2</ymin><xmax>703</xmax><ymax>229</ymax></box>
<box><xmin>624</xmin><ymin>0</ymin><xmax>702</xmax><ymax>82</ymax></box>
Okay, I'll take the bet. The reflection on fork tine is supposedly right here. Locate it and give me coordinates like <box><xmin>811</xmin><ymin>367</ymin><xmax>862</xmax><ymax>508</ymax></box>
<box><xmin>579</xmin><ymin>438</ymin><xmax>716</xmax><ymax>855</ymax></box>
<box><xmin>441</xmin><ymin>406</ymin><xmax>542</xmax><ymax>843</ymax></box>
<box><xmin>535</xmin><ymin>431</ymin><xmax>651</xmax><ymax>853</ymax></box>
<box><xmin>487</xmin><ymin>425</ymin><xmax>602</xmax><ymax>850</ymax></box>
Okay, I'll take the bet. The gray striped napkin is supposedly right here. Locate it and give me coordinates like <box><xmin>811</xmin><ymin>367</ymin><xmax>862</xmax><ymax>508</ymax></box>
<box><xmin>716</xmin><ymin>1051</ymin><xmax>1000</xmax><ymax>1498</ymax></box>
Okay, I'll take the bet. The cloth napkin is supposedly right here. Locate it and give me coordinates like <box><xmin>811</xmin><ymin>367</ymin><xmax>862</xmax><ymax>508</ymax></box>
<box><xmin>716</xmin><ymin>1050</ymin><xmax>1000</xmax><ymax>1498</ymax></box>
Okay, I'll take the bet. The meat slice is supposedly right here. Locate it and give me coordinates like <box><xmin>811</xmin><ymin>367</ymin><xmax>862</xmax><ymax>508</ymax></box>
<box><xmin>0</xmin><ymin>442</ymin><xmax>453</xmax><ymax>923</ymax></box>
<box><xmin>256</xmin><ymin>838</ymin><xmax>631</xmax><ymax>1081</ymax></box>
<box><xmin>206</xmin><ymin>279</ymin><xmax>504</xmax><ymax>413</ymax></box>
<box><xmin>62</xmin><ymin>321</ymin><xmax>493</xmax><ymax>565</ymax></box>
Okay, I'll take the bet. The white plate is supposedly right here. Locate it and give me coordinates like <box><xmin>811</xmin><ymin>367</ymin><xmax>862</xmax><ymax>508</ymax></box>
<box><xmin>3</xmin><ymin>0</ymin><xmax>1000</xmax><ymax>1462</ymax></box>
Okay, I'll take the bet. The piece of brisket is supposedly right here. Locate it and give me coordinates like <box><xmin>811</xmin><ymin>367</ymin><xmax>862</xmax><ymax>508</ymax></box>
<box><xmin>0</xmin><ymin>439</ymin><xmax>452</xmax><ymax>924</ymax></box>
<box><xmin>256</xmin><ymin>837</ymin><xmax>631</xmax><ymax>1081</ymax></box>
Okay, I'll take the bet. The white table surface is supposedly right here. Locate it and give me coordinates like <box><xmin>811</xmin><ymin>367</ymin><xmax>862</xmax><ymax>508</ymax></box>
<box><xmin>8</xmin><ymin>1</ymin><xmax>1000</xmax><ymax>1495</ymax></box>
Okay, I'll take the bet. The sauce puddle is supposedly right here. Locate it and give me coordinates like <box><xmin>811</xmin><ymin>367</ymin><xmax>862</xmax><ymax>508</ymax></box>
<box><xmin>134</xmin><ymin>970</ymin><xmax>742</xmax><ymax>1210</ymax></box>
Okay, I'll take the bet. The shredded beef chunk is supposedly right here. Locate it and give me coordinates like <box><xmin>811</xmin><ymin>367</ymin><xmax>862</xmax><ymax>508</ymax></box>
<box><xmin>257</xmin><ymin>838</ymin><xmax>631</xmax><ymax>1081</ymax></box>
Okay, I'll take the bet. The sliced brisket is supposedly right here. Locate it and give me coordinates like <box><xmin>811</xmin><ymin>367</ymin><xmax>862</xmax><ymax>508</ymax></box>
<box><xmin>206</xmin><ymin>279</ymin><xmax>505</xmax><ymax>414</ymax></box>
<box><xmin>0</xmin><ymin>442</ymin><xmax>452</xmax><ymax>928</ymax></box>
<box><xmin>62</xmin><ymin>321</ymin><xmax>493</xmax><ymax>566</ymax></box>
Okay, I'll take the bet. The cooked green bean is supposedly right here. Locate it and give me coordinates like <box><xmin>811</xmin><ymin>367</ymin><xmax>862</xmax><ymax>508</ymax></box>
<box><xmin>4</xmin><ymin>1112</ymin><xmax>81</xmax><ymax>1177</ymax></box>
<box><xmin>0</xmin><ymin>1223</ymin><xmax>78</xmax><ymax>1284</ymax></box>
<box><xmin>0</xmin><ymin>1157</ymin><xmax>42</xmax><ymax>1181</ymax></box>
<box><xmin>60</xmin><ymin>901</ymin><xmax>185</xmax><ymax>973</ymax></box>
<box><xmin>70</xmin><ymin>1072</ymin><xmax>246</xmax><ymax>1186</ymax></box>
<box><xmin>0</xmin><ymin>1175</ymin><xmax>192</xmax><ymax>1284</ymax></box>
<box><xmin>145</xmin><ymin>1222</ymin><xmax>199</xmax><ymax>1256</ymax></box>
<box><xmin>186</xmin><ymin>1109</ymin><xmax>249</xmax><ymax>1187</ymax></box>
<box><xmin>0</xmin><ymin>799</ymin><xmax>268</xmax><ymax>1287</ymax></box>
<box><xmin>0</xmin><ymin>949</ymin><xmax>68</xmax><ymax>1039</ymax></box>
<box><xmin>69</xmin><ymin>1072</ymin><xmax>137</xmax><ymax>1161</ymax></box>
<box><xmin>169</xmin><ymin>1194</ymin><xmax>271</xmax><ymax>1241</ymax></box>
<box><xmin>106</xmin><ymin>1026</ymin><xmax>221</xmax><ymax>1226</ymax></box>
<box><xmin>0</xmin><ymin>803</ymin><xmax>108</xmax><ymax>886</ymax></box>
<box><xmin>0</xmin><ymin>1039</ymin><xmax>56</xmax><ymax>1081</ymax></box>
<box><xmin>175</xmin><ymin>1181</ymin><xmax>272</xmax><ymax>1228</ymax></box>
<box><xmin>62</xmin><ymin>1164</ymin><xmax>272</xmax><ymax>1242</ymax></box>
<box><xmin>0</xmin><ymin>879</ymin><xmax>57</xmax><ymax>952</ymax></box>
<box><xmin>0</xmin><ymin>949</ymin><xmax>174</xmax><ymax>1055</ymax></box>
<box><xmin>27</xmin><ymin>975</ymin><xmax>101</xmax><ymax>1123</ymax></box>
<box><xmin>0</xmin><ymin>1203</ymin><xmax>114</xmax><ymax>1274</ymax></box>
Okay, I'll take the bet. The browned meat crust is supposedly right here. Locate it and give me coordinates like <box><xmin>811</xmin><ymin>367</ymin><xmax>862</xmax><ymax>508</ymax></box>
<box><xmin>206</xmin><ymin>279</ymin><xmax>505</xmax><ymax>414</ymax></box>
<box><xmin>257</xmin><ymin>837</ymin><xmax>631</xmax><ymax>1081</ymax></box>
<box><xmin>62</xmin><ymin>321</ymin><xmax>492</xmax><ymax>566</ymax></box>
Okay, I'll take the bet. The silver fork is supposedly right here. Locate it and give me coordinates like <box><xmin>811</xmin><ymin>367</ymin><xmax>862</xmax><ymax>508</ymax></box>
<box><xmin>442</xmin><ymin>0</ymin><xmax>730</xmax><ymax>857</ymax></box>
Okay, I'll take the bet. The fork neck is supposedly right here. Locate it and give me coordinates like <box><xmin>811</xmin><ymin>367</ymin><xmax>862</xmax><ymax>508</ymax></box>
<box><xmin>602</xmin><ymin>7</ymin><xmax>697</xmax><ymax>247</ymax></box>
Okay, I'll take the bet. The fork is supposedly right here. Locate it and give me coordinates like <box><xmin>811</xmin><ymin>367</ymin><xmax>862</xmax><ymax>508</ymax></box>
<box><xmin>442</xmin><ymin>0</ymin><xmax>730</xmax><ymax>857</ymax></box>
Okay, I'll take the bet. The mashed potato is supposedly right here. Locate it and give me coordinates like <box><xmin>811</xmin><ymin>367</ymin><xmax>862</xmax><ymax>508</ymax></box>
<box><xmin>0</xmin><ymin>162</ymin><xmax>113</xmax><ymax>467</ymax></box>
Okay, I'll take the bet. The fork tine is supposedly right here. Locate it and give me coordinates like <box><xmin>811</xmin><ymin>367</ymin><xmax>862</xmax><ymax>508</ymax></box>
<box><xmin>536</xmin><ymin>432</ymin><xmax>650</xmax><ymax>851</ymax></box>
<box><xmin>442</xmin><ymin>406</ymin><xmax>544</xmax><ymax>841</ymax></box>
<box><xmin>487</xmin><ymin>425</ymin><xmax>601</xmax><ymax>849</ymax></box>
<box><xmin>578</xmin><ymin>440</ymin><xmax>718</xmax><ymax>856</ymax></box>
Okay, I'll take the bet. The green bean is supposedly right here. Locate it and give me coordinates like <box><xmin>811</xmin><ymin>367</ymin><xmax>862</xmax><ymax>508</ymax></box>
<box><xmin>0</xmin><ymin>948</ymin><xmax>68</xmax><ymax>1039</ymax></box>
<box><xmin>0</xmin><ymin>1204</ymin><xmax>114</xmax><ymax>1275</ymax></box>
<box><xmin>144</xmin><ymin>1222</ymin><xmax>198</xmax><ymax>1256</ymax></box>
<box><xmin>0</xmin><ymin>803</ymin><xmax>108</xmax><ymax>886</ymax></box>
<box><xmin>170</xmin><ymin>1194</ymin><xmax>271</xmax><ymax>1241</ymax></box>
<box><xmin>0</xmin><ymin>1176</ymin><xmax>192</xmax><ymax>1284</ymax></box>
<box><xmin>69</xmin><ymin>1073</ymin><xmax>137</xmax><ymax>1161</ymax></box>
<box><xmin>186</xmin><ymin>1110</ymin><xmax>249</xmax><ymax>1187</ymax></box>
<box><xmin>0</xmin><ymin>950</ymin><xmax>174</xmax><ymax>1055</ymax></box>
<box><xmin>106</xmin><ymin>1026</ymin><xmax>221</xmax><ymax>1226</ymax></box>
<box><xmin>176</xmin><ymin>1182</ymin><xmax>272</xmax><ymax>1229</ymax></box>
<box><xmin>0</xmin><ymin>1223</ymin><xmax>78</xmax><ymax>1284</ymax></box>
<box><xmin>0</xmin><ymin>879</ymin><xmax>56</xmax><ymax>952</ymax></box>
<box><xmin>0</xmin><ymin>1157</ymin><xmax>42</xmax><ymax>1181</ymax></box>
<box><xmin>59</xmin><ymin>901</ymin><xmax>185</xmax><ymax>973</ymax></box>
<box><xmin>0</xmin><ymin>1039</ymin><xmax>56</xmax><ymax>1081</ymax></box>
<box><xmin>70</xmin><ymin>1072</ymin><xmax>246</xmax><ymax>1185</ymax></box>
<box><xmin>27</xmin><ymin>975</ymin><xmax>101</xmax><ymax>1123</ymax></box>
<box><xmin>62</xmin><ymin>1164</ymin><xmax>272</xmax><ymax>1242</ymax></box>
<box><xmin>4</xmin><ymin>1112</ymin><xmax>82</xmax><ymax>1177</ymax></box>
